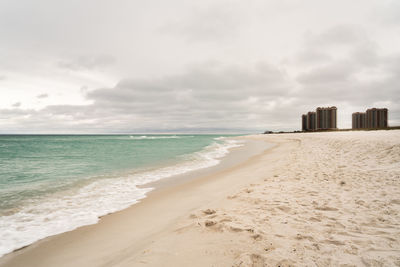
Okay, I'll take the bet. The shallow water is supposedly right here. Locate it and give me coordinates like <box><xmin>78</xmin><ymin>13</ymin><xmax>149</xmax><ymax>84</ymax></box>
<box><xmin>0</xmin><ymin>134</ymin><xmax>243</xmax><ymax>257</ymax></box>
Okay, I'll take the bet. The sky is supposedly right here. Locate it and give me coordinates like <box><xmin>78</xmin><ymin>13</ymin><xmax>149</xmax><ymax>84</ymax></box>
<box><xmin>0</xmin><ymin>0</ymin><xmax>399</xmax><ymax>133</ymax></box>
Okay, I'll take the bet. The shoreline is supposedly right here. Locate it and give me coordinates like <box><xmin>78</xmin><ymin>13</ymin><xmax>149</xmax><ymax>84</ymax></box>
<box><xmin>2</xmin><ymin>130</ymin><xmax>399</xmax><ymax>266</ymax></box>
<box><xmin>0</xmin><ymin>136</ymin><xmax>273</xmax><ymax>266</ymax></box>
<box><xmin>0</xmin><ymin>135</ymin><xmax>258</xmax><ymax>258</ymax></box>
<box><xmin>142</xmin><ymin>137</ymin><xmax>273</xmax><ymax>192</ymax></box>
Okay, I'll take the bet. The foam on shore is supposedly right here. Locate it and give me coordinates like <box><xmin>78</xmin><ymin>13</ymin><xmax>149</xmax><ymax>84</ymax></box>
<box><xmin>0</xmin><ymin>137</ymin><xmax>244</xmax><ymax>257</ymax></box>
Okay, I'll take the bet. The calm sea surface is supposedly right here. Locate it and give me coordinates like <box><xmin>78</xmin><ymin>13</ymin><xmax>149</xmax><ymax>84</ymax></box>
<box><xmin>0</xmin><ymin>134</ymin><xmax>243</xmax><ymax>257</ymax></box>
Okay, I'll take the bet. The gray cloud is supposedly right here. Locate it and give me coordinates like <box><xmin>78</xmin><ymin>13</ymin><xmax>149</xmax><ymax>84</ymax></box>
<box><xmin>57</xmin><ymin>55</ymin><xmax>115</xmax><ymax>71</ymax></box>
<box><xmin>296</xmin><ymin>72</ymin><xmax>398</xmax><ymax>111</ymax></box>
<box><xmin>0</xmin><ymin>1</ymin><xmax>399</xmax><ymax>133</ymax></box>
<box><xmin>12</xmin><ymin>102</ymin><xmax>21</xmax><ymax>108</ymax></box>
<box><xmin>0</xmin><ymin>62</ymin><xmax>297</xmax><ymax>133</ymax></box>
<box><xmin>84</xmin><ymin>63</ymin><xmax>293</xmax><ymax>127</ymax></box>
<box><xmin>293</xmin><ymin>25</ymin><xmax>380</xmax><ymax>77</ymax></box>
<box><xmin>295</xmin><ymin>49</ymin><xmax>332</xmax><ymax>65</ymax></box>
<box><xmin>306</xmin><ymin>25</ymin><xmax>368</xmax><ymax>47</ymax></box>
<box><xmin>80</xmin><ymin>86</ymin><xmax>89</xmax><ymax>95</ymax></box>
<box><xmin>373</xmin><ymin>1</ymin><xmax>400</xmax><ymax>26</ymax></box>
<box><xmin>88</xmin><ymin>63</ymin><xmax>291</xmax><ymax>107</ymax></box>
<box><xmin>297</xmin><ymin>61</ymin><xmax>357</xmax><ymax>85</ymax></box>
<box><xmin>2</xmin><ymin>40</ymin><xmax>400</xmax><ymax>133</ymax></box>
<box><xmin>292</xmin><ymin>24</ymin><xmax>397</xmax><ymax>107</ymax></box>
<box><xmin>36</xmin><ymin>93</ymin><xmax>48</xmax><ymax>99</ymax></box>
<box><xmin>160</xmin><ymin>2</ymin><xmax>242</xmax><ymax>42</ymax></box>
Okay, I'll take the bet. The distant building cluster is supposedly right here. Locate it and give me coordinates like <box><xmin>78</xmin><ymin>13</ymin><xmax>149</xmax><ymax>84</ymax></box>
<box><xmin>302</xmin><ymin>106</ymin><xmax>337</xmax><ymax>131</ymax></box>
<box><xmin>352</xmin><ymin>108</ymin><xmax>388</xmax><ymax>129</ymax></box>
<box><xmin>300</xmin><ymin>106</ymin><xmax>389</xmax><ymax>132</ymax></box>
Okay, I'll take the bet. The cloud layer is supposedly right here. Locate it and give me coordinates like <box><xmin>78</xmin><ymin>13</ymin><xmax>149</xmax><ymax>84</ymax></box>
<box><xmin>0</xmin><ymin>0</ymin><xmax>399</xmax><ymax>133</ymax></box>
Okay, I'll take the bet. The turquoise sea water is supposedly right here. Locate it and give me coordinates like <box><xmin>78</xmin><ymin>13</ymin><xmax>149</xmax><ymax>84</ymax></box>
<box><xmin>0</xmin><ymin>134</ymin><xmax>243</xmax><ymax>257</ymax></box>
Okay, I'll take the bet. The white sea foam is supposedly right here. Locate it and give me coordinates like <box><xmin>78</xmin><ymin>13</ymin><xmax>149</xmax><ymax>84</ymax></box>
<box><xmin>129</xmin><ymin>135</ymin><xmax>194</xmax><ymax>140</ymax></box>
<box><xmin>0</xmin><ymin>137</ymin><xmax>244</xmax><ymax>257</ymax></box>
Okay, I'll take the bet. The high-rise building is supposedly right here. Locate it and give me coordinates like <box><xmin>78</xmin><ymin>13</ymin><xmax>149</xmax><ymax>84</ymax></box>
<box><xmin>352</xmin><ymin>112</ymin><xmax>366</xmax><ymax>129</ymax></box>
<box><xmin>307</xmin><ymin>111</ymin><xmax>316</xmax><ymax>131</ymax></box>
<box><xmin>301</xmin><ymin>107</ymin><xmax>337</xmax><ymax>131</ymax></box>
<box><xmin>352</xmin><ymin>108</ymin><xmax>388</xmax><ymax>129</ymax></box>
<box><xmin>302</xmin><ymin>114</ymin><xmax>307</xmax><ymax>131</ymax></box>
<box><xmin>366</xmin><ymin>108</ymin><xmax>388</xmax><ymax>128</ymax></box>
<box><xmin>316</xmin><ymin>106</ymin><xmax>337</xmax><ymax>130</ymax></box>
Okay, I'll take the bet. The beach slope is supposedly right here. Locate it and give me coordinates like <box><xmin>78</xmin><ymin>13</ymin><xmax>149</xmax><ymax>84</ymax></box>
<box><xmin>1</xmin><ymin>131</ymin><xmax>400</xmax><ymax>266</ymax></box>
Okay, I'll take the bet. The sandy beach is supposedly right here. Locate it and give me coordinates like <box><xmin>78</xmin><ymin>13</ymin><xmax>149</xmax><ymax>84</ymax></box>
<box><xmin>1</xmin><ymin>130</ymin><xmax>400</xmax><ymax>266</ymax></box>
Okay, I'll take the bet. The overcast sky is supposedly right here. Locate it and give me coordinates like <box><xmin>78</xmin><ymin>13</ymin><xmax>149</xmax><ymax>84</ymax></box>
<box><xmin>0</xmin><ymin>0</ymin><xmax>399</xmax><ymax>133</ymax></box>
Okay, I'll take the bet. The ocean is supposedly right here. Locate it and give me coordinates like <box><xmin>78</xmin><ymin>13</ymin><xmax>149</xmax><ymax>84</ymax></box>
<box><xmin>0</xmin><ymin>134</ymin><xmax>243</xmax><ymax>257</ymax></box>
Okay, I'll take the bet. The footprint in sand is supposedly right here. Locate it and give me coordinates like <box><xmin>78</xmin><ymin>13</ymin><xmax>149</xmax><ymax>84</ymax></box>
<box><xmin>204</xmin><ymin>220</ymin><xmax>217</xmax><ymax>227</ymax></box>
<box><xmin>233</xmin><ymin>253</ymin><xmax>266</xmax><ymax>267</ymax></box>
<box><xmin>295</xmin><ymin>233</ymin><xmax>315</xmax><ymax>241</ymax></box>
<box><xmin>323</xmin><ymin>239</ymin><xmax>345</xmax><ymax>246</ymax></box>
<box><xmin>251</xmin><ymin>234</ymin><xmax>262</xmax><ymax>241</ymax></box>
<box><xmin>315</xmin><ymin>206</ymin><xmax>339</xmax><ymax>211</ymax></box>
<box><xmin>202</xmin><ymin>209</ymin><xmax>216</xmax><ymax>215</ymax></box>
<box><xmin>277</xmin><ymin>205</ymin><xmax>291</xmax><ymax>213</ymax></box>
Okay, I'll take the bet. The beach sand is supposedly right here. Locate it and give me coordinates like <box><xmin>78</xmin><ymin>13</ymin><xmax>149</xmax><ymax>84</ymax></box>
<box><xmin>1</xmin><ymin>130</ymin><xmax>400</xmax><ymax>266</ymax></box>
